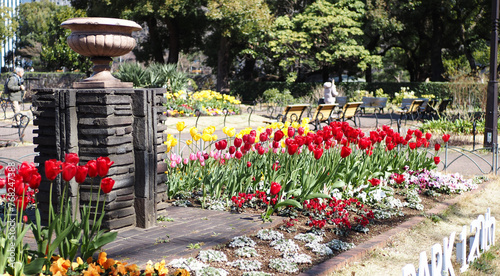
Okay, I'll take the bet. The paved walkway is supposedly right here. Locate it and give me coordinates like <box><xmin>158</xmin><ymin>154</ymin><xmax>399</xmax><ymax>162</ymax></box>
<box><xmin>1</xmin><ymin>105</ymin><xmax>497</xmax><ymax>273</ymax></box>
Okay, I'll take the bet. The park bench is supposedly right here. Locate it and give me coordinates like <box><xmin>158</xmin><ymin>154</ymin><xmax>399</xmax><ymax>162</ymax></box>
<box><xmin>395</xmin><ymin>99</ymin><xmax>425</xmax><ymax>124</ymax></box>
<box><xmin>359</xmin><ymin>97</ymin><xmax>388</xmax><ymax>114</ymax></box>
<box><xmin>308</xmin><ymin>103</ymin><xmax>339</xmax><ymax>130</ymax></box>
<box><xmin>0</xmin><ymin>112</ymin><xmax>30</xmax><ymax>144</ymax></box>
<box><xmin>263</xmin><ymin>104</ymin><xmax>310</xmax><ymax>124</ymax></box>
<box><xmin>335</xmin><ymin>96</ymin><xmax>348</xmax><ymax>108</ymax></box>
<box><xmin>330</xmin><ymin>101</ymin><xmax>363</xmax><ymax>127</ymax></box>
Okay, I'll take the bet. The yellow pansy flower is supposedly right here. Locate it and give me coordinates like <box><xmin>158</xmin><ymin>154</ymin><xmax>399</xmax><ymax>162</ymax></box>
<box><xmin>176</xmin><ymin>121</ymin><xmax>186</xmax><ymax>132</ymax></box>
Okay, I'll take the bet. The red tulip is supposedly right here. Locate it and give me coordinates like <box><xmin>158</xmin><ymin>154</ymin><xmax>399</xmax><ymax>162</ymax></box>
<box><xmin>96</xmin><ymin>157</ymin><xmax>114</xmax><ymax>177</ymax></box>
<box><xmin>287</xmin><ymin>143</ymin><xmax>298</xmax><ymax>155</ymax></box>
<box><xmin>409</xmin><ymin>142</ymin><xmax>417</xmax><ymax>150</ymax></box>
<box><xmin>65</xmin><ymin>153</ymin><xmax>80</xmax><ymax>164</ymax></box>
<box><xmin>15</xmin><ymin>180</ymin><xmax>28</xmax><ymax>196</ymax></box>
<box><xmin>414</xmin><ymin>129</ymin><xmax>422</xmax><ymax>139</ymax></box>
<box><xmin>0</xmin><ymin>178</ymin><xmax>5</xmax><ymax>189</ymax></box>
<box><xmin>272</xmin><ymin>141</ymin><xmax>280</xmax><ymax>149</ymax></box>
<box><xmin>235</xmin><ymin>151</ymin><xmax>243</xmax><ymax>159</ymax></box>
<box><xmin>434</xmin><ymin>156</ymin><xmax>441</xmax><ymax>165</ymax></box>
<box><xmin>287</xmin><ymin>127</ymin><xmax>295</xmax><ymax>138</ymax></box>
<box><xmin>234</xmin><ymin>138</ymin><xmax>243</xmax><ymax>148</ymax></box>
<box><xmin>313</xmin><ymin>147</ymin><xmax>323</xmax><ymax>160</ymax></box>
<box><xmin>247</xmin><ymin>161</ymin><xmax>252</xmax><ymax>167</ymax></box>
<box><xmin>220</xmin><ymin>140</ymin><xmax>228</xmax><ymax>150</ymax></box>
<box><xmin>386</xmin><ymin>143</ymin><xmax>395</xmax><ymax>151</ymax></box>
<box><xmin>14</xmin><ymin>196</ymin><xmax>29</xmax><ymax>211</ymax></box>
<box><xmin>62</xmin><ymin>162</ymin><xmax>77</xmax><ymax>182</ymax></box>
<box><xmin>340</xmin><ymin>146</ymin><xmax>352</xmax><ymax>158</ymax></box>
<box><xmin>86</xmin><ymin>160</ymin><xmax>98</xmax><ymax>178</ymax></box>
<box><xmin>270</xmin><ymin>182</ymin><xmax>281</xmax><ymax>195</ymax></box>
<box><xmin>75</xmin><ymin>165</ymin><xmax>89</xmax><ymax>183</ymax></box>
<box><xmin>228</xmin><ymin>146</ymin><xmax>236</xmax><ymax>155</ymax></box>
<box><xmin>272</xmin><ymin>161</ymin><xmax>281</xmax><ymax>171</ymax></box>
<box><xmin>274</xmin><ymin>130</ymin><xmax>284</xmax><ymax>142</ymax></box>
<box><xmin>259</xmin><ymin>132</ymin><xmax>268</xmax><ymax>142</ymax></box>
<box><xmin>425</xmin><ymin>132</ymin><xmax>432</xmax><ymax>140</ymax></box>
<box><xmin>100</xmin><ymin>177</ymin><xmax>115</xmax><ymax>194</ymax></box>
<box><xmin>368</xmin><ymin>178</ymin><xmax>381</xmax><ymax>187</ymax></box>
<box><xmin>45</xmin><ymin>159</ymin><xmax>62</xmax><ymax>181</ymax></box>
<box><xmin>442</xmin><ymin>134</ymin><xmax>450</xmax><ymax>143</ymax></box>
<box><xmin>28</xmin><ymin>172</ymin><xmax>41</xmax><ymax>190</ymax></box>
<box><xmin>297</xmin><ymin>127</ymin><xmax>305</xmax><ymax>136</ymax></box>
<box><xmin>434</xmin><ymin>143</ymin><xmax>441</xmax><ymax>151</ymax></box>
<box><xmin>257</xmin><ymin>146</ymin><xmax>266</xmax><ymax>155</ymax></box>
<box><xmin>250</xmin><ymin>130</ymin><xmax>257</xmax><ymax>137</ymax></box>
<box><xmin>266</xmin><ymin>128</ymin><xmax>272</xmax><ymax>136</ymax></box>
<box><xmin>18</xmin><ymin>162</ymin><xmax>37</xmax><ymax>184</ymax></box>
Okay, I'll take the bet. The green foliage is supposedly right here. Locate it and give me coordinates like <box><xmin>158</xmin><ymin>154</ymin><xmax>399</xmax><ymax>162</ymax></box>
<box><xmin>17</xmin><ymin>1</ymin><xmax>90</xmax><ymax>72</ymax></box>
<box><xmin>391</xmin><ymin>87</ymin><xmax>417</xmax><ymax>105</ymax></box>
<box><xmin>230</xmin><ymin>80</ymin><xmax>318</xmax><ymax>102</ymax></box>
<box><xmin>261</xmin><ymin>88</ymin><xmax>294</xmax><ymax>104</ymax></box>
<box><xmin>115</xmin><ymin>62</ymin><xmax>189</xmax><ymax>91</ymax></box>
<box><xmin>419</xmin><ymin>114</ymin><xmax>499</xmax><ymax>135</ymax></box>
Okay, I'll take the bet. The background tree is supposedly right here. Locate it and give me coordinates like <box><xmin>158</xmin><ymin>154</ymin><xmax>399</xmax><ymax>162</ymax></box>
<box><xmin>269</xmin><ymin>0</ymin><xmax>381</xmax><ymax>82</ymax></box>
<box><xmin>17</xmin><ymin>1</ymin><xmax>90</xmax><ymax>72</ymax></box>
<box><xmin>205</xmin><ymin>0</ymin><xmax>272</xmax><ymax>91</ymax></box>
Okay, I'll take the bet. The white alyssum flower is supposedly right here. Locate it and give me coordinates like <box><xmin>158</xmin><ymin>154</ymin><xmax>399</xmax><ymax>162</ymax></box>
<box><xmin>305</xmin><ymin>242</ymin><xmax>333</xmax><ymax>255</ymax></box>
<box><xmin>229</xmin><ymin>235</ymin><xmax>256</xmax><ymax>248</ymax></box>
<box><xmin>197</xmin><ymin>250</ymin><xmax>227</xmax><ymax>262</ymax></box>
<box><xmin>269</xmin><ymin>258</ymin><xmax>299</xmax><ymax>273</ymax></box>
<box><xmin>270</xmin><ymin>239</ymin><xmax>299</xmax><ymax>254</ymax></box>
<box><xmin>235</xmin><ymin>246</ymin><xmax>260</xmax><ymax>258</ymax></box>
<box><xmin>168</xmin><ymin>257</ymin><xmax>208</xmax><ymax>272</ymax></box>
<box><xmin>283</xmin><ymin>252</ymin><xmax>312</xmax><ymax>264</ymax></box>
<box><xmin>256</xmin><ymin>229</ymin><xmax>284</xmax><ymax>241</ymax></box>
<box><xmin>228</xmin><ymin>259</ymin><xmax>262</xmax><ymax>271</ymax></box>
<box><xmin>327</xmin><ymin>239</ymin><xmax>355</xmax><ymax>251</ymax></box>
<box><xmin>294</xmin><ymin>233</ymin><xmax>323</xmax><ymax>243</ymax></box>
<box><xmin>194</xmin><ymin>267</ymin><xmax>228</xmax><ymax>276</ymax></box>
<box><xmin>242</xmin><ymin>272</ymin><xmax>273</xmax><ymax>276</ymax></box>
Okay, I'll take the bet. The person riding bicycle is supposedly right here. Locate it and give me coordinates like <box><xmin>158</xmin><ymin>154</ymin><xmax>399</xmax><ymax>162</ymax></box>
<box><xmin>4</xmin><ymin>67</ymin><xmax>26</xmax><ymax>114</ymax></box>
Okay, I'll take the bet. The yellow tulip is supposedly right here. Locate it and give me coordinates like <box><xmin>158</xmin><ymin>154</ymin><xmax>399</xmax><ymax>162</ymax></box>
<box><xmin>202</xmin><ymin>133</ymin><xmax>212</xmax><ymax>142</ymax></box>
<box><xmin>176</xmin><ymin>121</ymin><xmax>186</xmax><ymax>132</ymax></box>
<box><xmin>211</xmin><ymin>134</ymin><xmax>218</xmax><ymax>141</ymax></box>
<box><xmin>301</xmin><ymin>117</ymin><xmax>310</xmax><ymax>125</ymax></box>
<box><xmin>291</xmin><ymin>121</ymin><xmax>299</xmax><ymax>128</ymax></box>
<box><xmin>226</xmin><ymin>127</ymin><xmax>236</xmax><ymax>137</ymax></box>
<box><xmin>193</xmin><ymin>133</ymin><xmax>202</xmax><ymax>141</ymax></box>
<box><xmin>171</xmin><ymin>138</ymin><xmax>178</xmax><ymax>147</ymax></box>
<box><xmin>186</xmin><ymin>140</ymin><xmax>193</xmax><ymax>145</ymax></box>
<box><xmin>190</xmin><ymin>127</ymin><xmax>198</xmax><ymax>137</ymax></box>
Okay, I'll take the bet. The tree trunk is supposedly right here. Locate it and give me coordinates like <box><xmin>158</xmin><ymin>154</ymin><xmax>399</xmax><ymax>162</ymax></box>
<box><xmin>165</xmin><ymin>18</ymin><xmax>180</xmax><ymax>64</ymax></box>
<box><xmin>216</xmin><ymin>36</ymin><xmax>230</xmax><ymax>92</ymax></box>
<box><xmin>365</xmin><ymin>64</ymin><xmax>372</xmax><ymax>83</ymax></box>
<box><xmin>242</xmin><ymin>54</ymin><xmax>256</xmax><ymax>81</ymax></box>
<box><xmin>430</xmin><ymin>10</ymin><xmax>445</xmax><ymax>81</ymax></box>
<box><xmin>322</xmin><ymin>66</ymin><xmax>329</xmax><ymax>82</ymax></box>
<box><xmin>147</xmin><ymin>17</ymin><xmax>165</xmax><ymax>63</ymax></box>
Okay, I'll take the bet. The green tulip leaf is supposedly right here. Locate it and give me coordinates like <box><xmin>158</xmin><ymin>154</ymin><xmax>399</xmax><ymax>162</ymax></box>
<box><xmin>304</xmin><ymin>193</ymin><xmax>331</xmax><ymax>200</ymax></box>
<box><xmin>23</xmin><ymin>258</ymin><xmax>47</xmax><ymax>275</ymax></box>
<box><xmin>274</xmin><ymin>199</ymin><xmax>302</xmax><ymax>209</ymax></box>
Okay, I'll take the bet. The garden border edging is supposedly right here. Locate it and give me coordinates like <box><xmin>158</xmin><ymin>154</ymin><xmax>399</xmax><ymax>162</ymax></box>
<box><xmin>299</xmin><ymin>179</ymin><xmax>493</xmax><ymax>276</ymax></box>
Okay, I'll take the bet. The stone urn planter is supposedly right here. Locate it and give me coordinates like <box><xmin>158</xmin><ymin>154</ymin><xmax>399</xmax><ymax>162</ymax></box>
<box><xmin>61</xmin><ymin>17</ymin><xmax>142</xmax><ymax>88</ymax></box>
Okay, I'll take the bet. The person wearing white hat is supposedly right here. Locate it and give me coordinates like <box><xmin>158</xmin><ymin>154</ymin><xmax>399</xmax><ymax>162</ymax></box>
<box><xmin>323</xmin><ymin>80</ymin><xmax>338</xmax><ymax>104</ymax></box>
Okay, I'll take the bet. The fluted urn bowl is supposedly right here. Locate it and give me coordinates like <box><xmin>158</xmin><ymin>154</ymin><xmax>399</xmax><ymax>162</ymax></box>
<box><xmin>61</xmin><ymin>17</ymin><xmax>142</xmax><ymax>88</ymax></box>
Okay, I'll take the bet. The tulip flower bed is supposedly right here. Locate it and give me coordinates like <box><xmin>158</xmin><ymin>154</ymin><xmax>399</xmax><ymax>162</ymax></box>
<box><xmin>159</xmin><ymin>120</ymin><xmax>484</xmax><ymax>275</ymax></box>
<box><xmin>164</xmin><ymin>90</ymin><xmax>241</xmax><ymax>117</ymax></box>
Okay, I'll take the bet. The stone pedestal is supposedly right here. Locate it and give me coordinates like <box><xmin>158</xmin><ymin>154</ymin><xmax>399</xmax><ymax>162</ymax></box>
<box><xmin>32</xmin><ymin>87</ymin><xmax>166</xmax><ymax>229</ymax></box>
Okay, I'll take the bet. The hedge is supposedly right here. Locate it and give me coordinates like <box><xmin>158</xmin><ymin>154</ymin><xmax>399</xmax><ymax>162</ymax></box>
<box><xmin>230</xmin><ymin>80</ymin><xmax>488</xmax><ymax>108</ymax></box>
